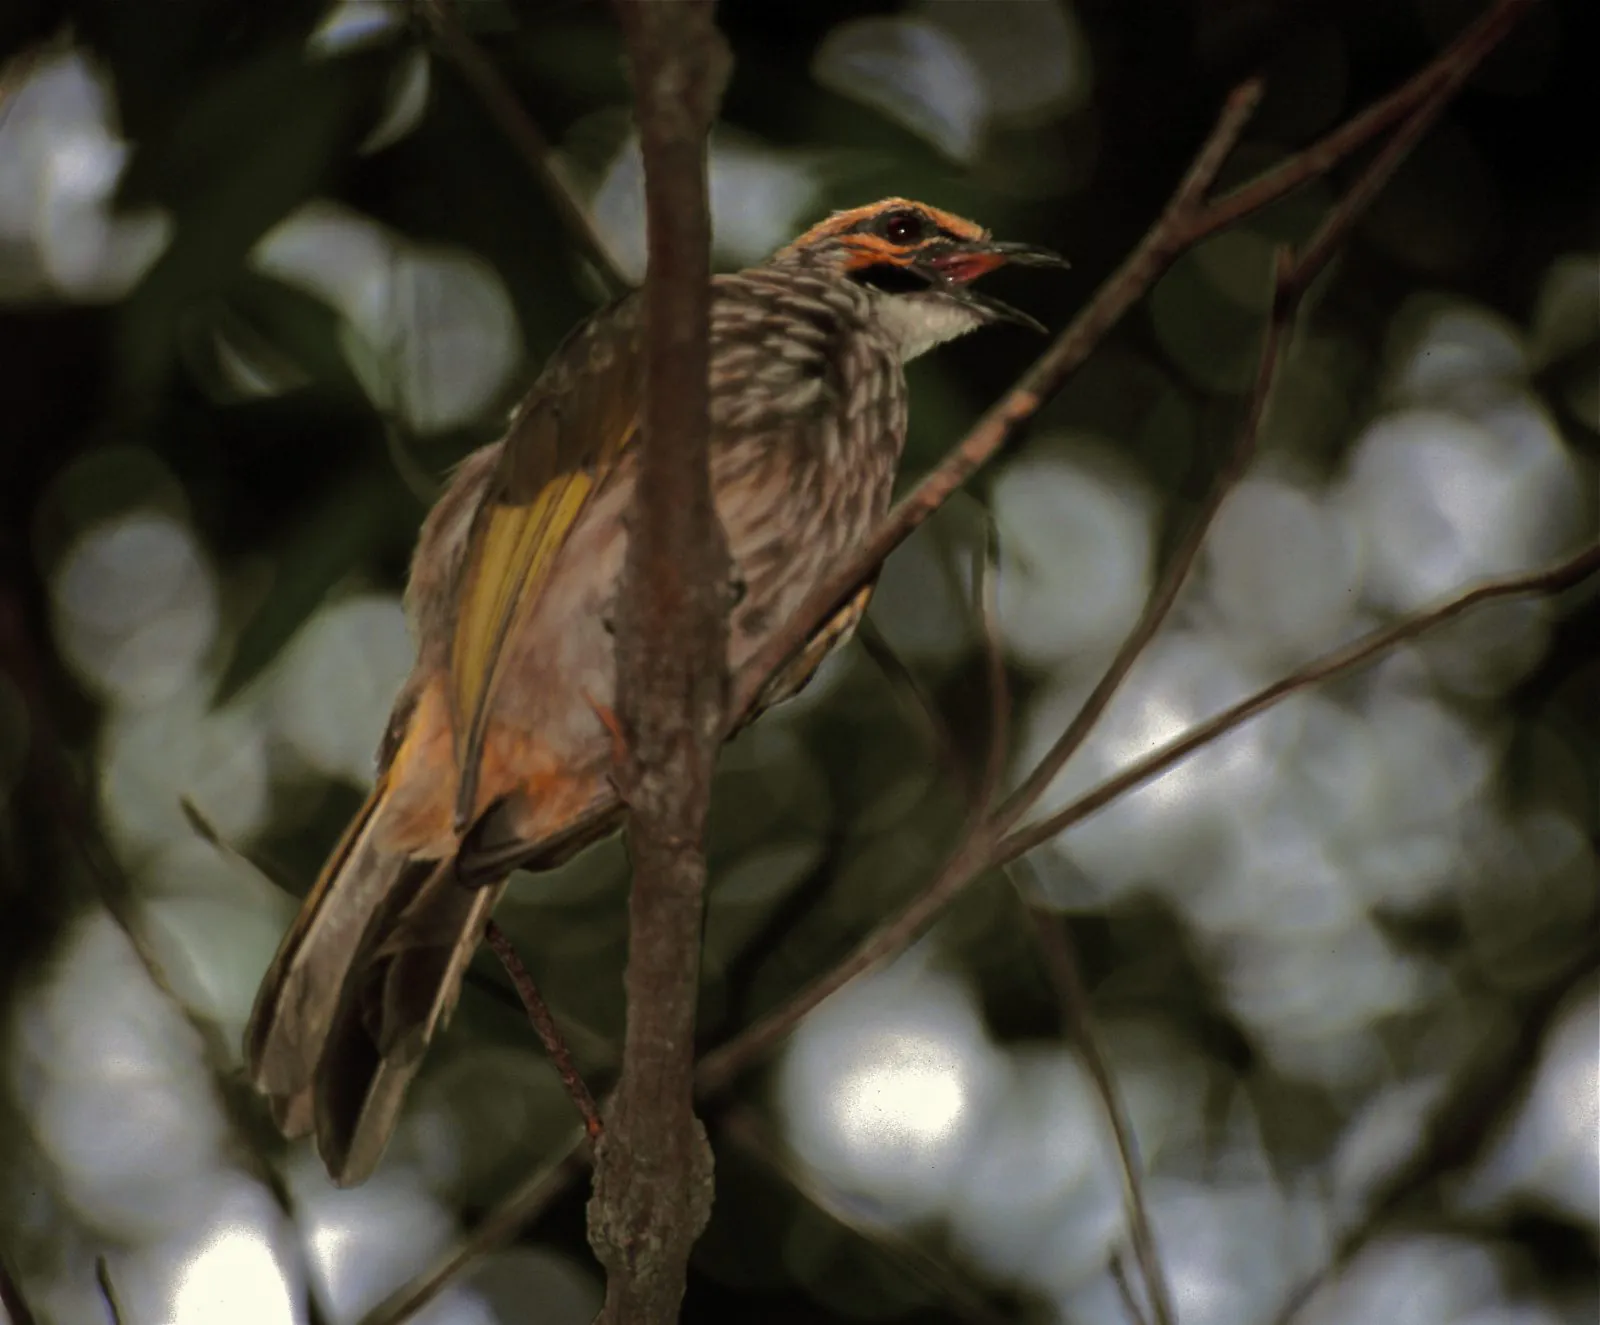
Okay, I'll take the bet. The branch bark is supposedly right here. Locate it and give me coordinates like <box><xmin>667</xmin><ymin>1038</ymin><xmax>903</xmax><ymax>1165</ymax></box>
<box><xmin>589</xmin><ymin>3</ymin><xmax>730</xmax><ymax>1321</ymax></box>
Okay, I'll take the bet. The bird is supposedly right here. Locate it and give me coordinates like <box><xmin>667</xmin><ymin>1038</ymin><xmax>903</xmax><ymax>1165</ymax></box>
<box><xmin>245</xmin><ymin>197</ymin><xmax>1065</xmax><ymax>1186</ymax></box>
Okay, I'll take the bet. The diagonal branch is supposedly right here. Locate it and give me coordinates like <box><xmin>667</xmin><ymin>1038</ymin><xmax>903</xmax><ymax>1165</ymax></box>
<box><xmin>996</xmin><ymin>537</ymin><xmax>1600</xmax><ymax>867</ymax></box>
<box><xmin>415</xmin><ymin>0</ymin><xmax>627</xmax><ymax>294</ymax></box>
<box><xmin>717</xmin><ymin>1107</ymin><xmax>1015</xmax><ymax>1325</ymax></box>
<box><xmin>94</xmin><ymin>1258</ymin><xmax>125</xmax><ymax>1325</ymax></box>
<box><xmin>482</xmin><ymin>920</ymin><xmax>603</xmax><ymax>1148</ymax></box>
<box><xmin>1109</xmin><ymin>1255</ymin><xmax>1154</xmax><ymax>1325</ymax></box>
<box><xmin>995</xmin><ymin>241</ymin><xmax>1294</xmax><ymax>839</ymax></box>
<box><xmin>724</xmin><ymin>76</ymin><xmax>1264</xmax><ymax>731</ymax></box>
<box><xmin>972</xmin><ymin>523</ymin><xmax>1011</xmax><ymax>817</ymax></box>
<box><xmin>1272</xmin><ymin>935</ymin><xmax>1600</xmax><ymax>1324</ymax></box>
<box><xmin>1195</xmin><ymin>0</ymin><xmax>1538</xmax><ymax>242</ymax></box>
<box><xmin>0</xmin><ymin>1251</ymin><xmax>37</xmax><ymax>1325</ymax></box>
<box><xmin>857</xmin><ymin>620</ymin><xmax>968</xmax><ymax>796</ymax></box>
<box><xmin>1013</xmin><ymin>867</ymin><xmax>1174</xmax><ymax>1325</ymax></box>
<box><xmin>360</xmin><ymin>1136</ymin><xmax>589</xmax><ymax>1325</ymax></box>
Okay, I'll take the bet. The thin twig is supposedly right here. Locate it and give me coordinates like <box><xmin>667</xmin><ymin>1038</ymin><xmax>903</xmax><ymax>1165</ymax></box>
<box><xmin>998</xmin><ymin>240</ymin><xmax>1299</xmax><ymax>1325</ymax></box>
<box><xmin>381</xmin><ymin>418</ymin><xmax>443</xmax><ymax>506</ymax></box>
<box><xmin>1013</xmin><ymin>864</ymin><xmax>1174</xmax><ymax>1325</ymax></box>
<box><xmin>694</xmin><ymin>823</ymin><xmax>995</xmax><ymax>1096</ymax></box>
<box><xmin>483</xmin><ymin>920</ymin><xmax>603</xmax><ymax>1148</ymax></box>
<box><xmin>856</xmin><ymin>620</ymin><xmax>965</xmax><ymax>794</ymax></box>
<box><xmin>828</xmin><ymin>529</ymin><xmax>1164</xmax><ymax>1321</ymax></box>
<box><xmin>995</xmin><ymin>242</ymin><xmax>1293</xmax><ymax>839</ymax></box>
<box><xmin>1272</xmin><ymin>935</ymin><xmax>1600</xmax><ymax>1324</ymax></box>
<box><xmin>1004</xmin><ymin>240</ymin><xmax>1292</xmax><ymax>1325</ymax></box>
<box><xmin>1110</xmin><ymin>1252</ymin><xmax>1153</xmax><ymax>1325</ymax></box>
<box><xmin>0</xmin><ymin>1252</ymin><xmax>37</xmax><ymax>1325</ymax></box>
<box><xmin>1283</xmin><ymin>23</ymin><xmax>1509</xmax><ymax>296</ymax></box>
<box><xmin>972</xmin><ymin>524</ymin><xmax>1010</xmax><ymax>815</ymax></box>
<box><xmin>1194</xmin><ymin>0</ymin><xmax>1538</xmax><ymax>241</ymax></box>
<box><xmin>94</xmin><ymin>1257</ymin><xmax>124</xmax><ymax>1325</ymax></box>
<box><xmin>717</xmin><ymin>1107</ymin><xmax>1014</xmax><ymax>1325</ymax></box>
<box><xmin>0</xmin><ymin>596</ymin><xmax>332</xmax><ymax>1325</ymax></box>
<box><xmin>359</xmin><ymin>1136</ymin><xmax>589</xmax><ymax>1325</ymax></box>
<box><xmin>414</xmin><ymin>0</ymin><xmax>628</xmax><ymax>295</ymax></box>
<box><xmin>999</xmin><ymin>539</ymin><xmax>1600</xmax><ymax>864</ymax></box>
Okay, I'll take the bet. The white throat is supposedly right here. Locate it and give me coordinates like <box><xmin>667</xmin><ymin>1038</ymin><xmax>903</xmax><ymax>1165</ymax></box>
<box><xmin>870</xmin><ymin>291</ymin><xmax>990</xmax><ymax>363</ymax></box>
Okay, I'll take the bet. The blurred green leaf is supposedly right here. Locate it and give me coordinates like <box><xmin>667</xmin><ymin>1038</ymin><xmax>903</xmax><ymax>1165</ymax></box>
<box><xmin>217</xmin><ymin>465</ymin><xmax>414</xmax><ymax>701</ymax></box>
<box><xmin>177</xmin><ymin>272</ymin><xmax>357</xmax><ymax>404</ymax></box>
<box><xmin>113</xmin><ymin>42</ymin><xmax>393</xmax><ymax>396</ymax></box>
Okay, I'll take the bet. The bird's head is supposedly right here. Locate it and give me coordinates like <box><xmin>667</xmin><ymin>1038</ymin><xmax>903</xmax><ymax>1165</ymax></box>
<box><xmin>772</xmin><ymin>198</ymin><xmax>1067</xmax><ymax>361</ymax></box>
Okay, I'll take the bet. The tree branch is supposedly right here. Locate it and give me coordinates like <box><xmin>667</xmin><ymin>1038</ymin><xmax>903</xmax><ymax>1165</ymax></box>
<box><xmin>361</xmin><ymin>1138</ymin><xmax>589</xmax><ymax>1325</ymax></box>
<box><xmin>0</xmin><ymin>1251</ymin><xmax>37</xmax><ymax>1325</ymax></box>
<box><xmin>1194</xmin><ymin>0</ymin><xmax>1538</xmax><ymax>242</ymax></box>
<box><xmin>995</xmin><ymin>241</ymin><xmax>1294</xmax><ymax>840</ymax></box>
<box><xmin>996</xmin><ymin>537</ymin><xmax>1599</xmax><ymax>867</ymax></box>
<box><xmin>1273</xmin><ymin>936</ymin><xmax>1600</xmax><ymax>1324</ymax></box>
<box><xmin>716</xmin><ymin>1107</ymin><xmax>1014</xmax><ymax>1325</ymax></box>
<box><xmin>94</xmin><ymin>1257</ymin><xmax>125</xmax><ymax>1325</ymax></box>
<box><xmin>1012</xmin><ymin>866</ymin><xmax>1175</xmax><ymax>1325</ymax></box>
<box><xmin>589</xmin><ymin>3</ymin><xmax>730</xmax><ymax>1321</ymax></box>
<box><xmin>483</xmin><ymin>920</ymin><xmax>603</xmax><ymax>1148</ymax></box>
<box><xmin>701</xmin><ymin>546</ymin><xmax>1600</xmax><ymax>1102</ymax></box>
<box><xmin>694</xmin><ymin>0</ymin><xmax>1551</xmax><ymax>1097</ymax></box>
<box><xmin>415</xmin><ymin>0</ymin><xmax>628</xmax><ymax>295</ymax></box>
<box><xmin>972</xmin><ymin>524</ymin><xmax>1011</xmax><ymax>816</ymax></box>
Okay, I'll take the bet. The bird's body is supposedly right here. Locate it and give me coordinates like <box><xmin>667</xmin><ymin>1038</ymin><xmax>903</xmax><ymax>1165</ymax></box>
<box><xmin>245</xmin><ymin>199</ymin><xmax>1063</xmax><ymax>1185</ymax></box>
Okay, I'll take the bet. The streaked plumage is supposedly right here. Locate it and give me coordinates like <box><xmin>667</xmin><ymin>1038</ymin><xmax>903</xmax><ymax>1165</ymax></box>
<box><xmin>245</xmin><ymin>198</ymin><xmax>1064</xmax><ymax>1185</ymax></box>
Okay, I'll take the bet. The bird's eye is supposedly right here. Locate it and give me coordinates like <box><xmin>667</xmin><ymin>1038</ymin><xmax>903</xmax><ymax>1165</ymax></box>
<box><xmin>881</xmin><ymin>210</ymin><xmax>925</xmax><ymax>245</ymax></box>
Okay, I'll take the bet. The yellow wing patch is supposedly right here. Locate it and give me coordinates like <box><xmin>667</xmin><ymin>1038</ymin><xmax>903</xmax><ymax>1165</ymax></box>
<box><xmin>450</xmin><ymin>470</ymin><xmax>596</xmax><ymax>826</ymax></box>
<box><xmin>447</xmin><ymin>297</ymin><xmax>645</xmax><ymax>830</ymax></box>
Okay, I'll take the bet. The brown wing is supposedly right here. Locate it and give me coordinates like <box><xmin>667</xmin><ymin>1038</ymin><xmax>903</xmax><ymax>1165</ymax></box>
<box><xmin>449</xmin><ymin>295</ymin><xmax>645</xmax><ymax>829</ymax></box>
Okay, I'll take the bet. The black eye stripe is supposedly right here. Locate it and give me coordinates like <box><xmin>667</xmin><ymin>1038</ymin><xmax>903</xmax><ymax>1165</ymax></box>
<box><xmin>850</xmin><ymin>262</ymin><xmax>933</xmax><ymax>295</ymax></box>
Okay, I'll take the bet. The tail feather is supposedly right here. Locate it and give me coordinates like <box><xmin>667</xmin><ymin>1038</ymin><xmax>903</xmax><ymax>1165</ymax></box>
<box><xmin>245</xmin><ymin>781</ymin><xmax>417</xmax><ymax>1115</ymax></box>
<box><xmin>311</xmin><ymin>869</ymin><xmax>507</xmax><ymax>1186</ymax></box>
<box><xmin>248</xmin><ymin>761</ymin><xmax>611</xmax><ymax>1183</ymax></box>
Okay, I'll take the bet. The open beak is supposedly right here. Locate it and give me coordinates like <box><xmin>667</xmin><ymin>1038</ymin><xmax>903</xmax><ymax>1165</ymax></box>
<box><xmin>918</xmin><ymin>240</ymin><xmax>1068</xmax><ymax>333</ymax></box>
